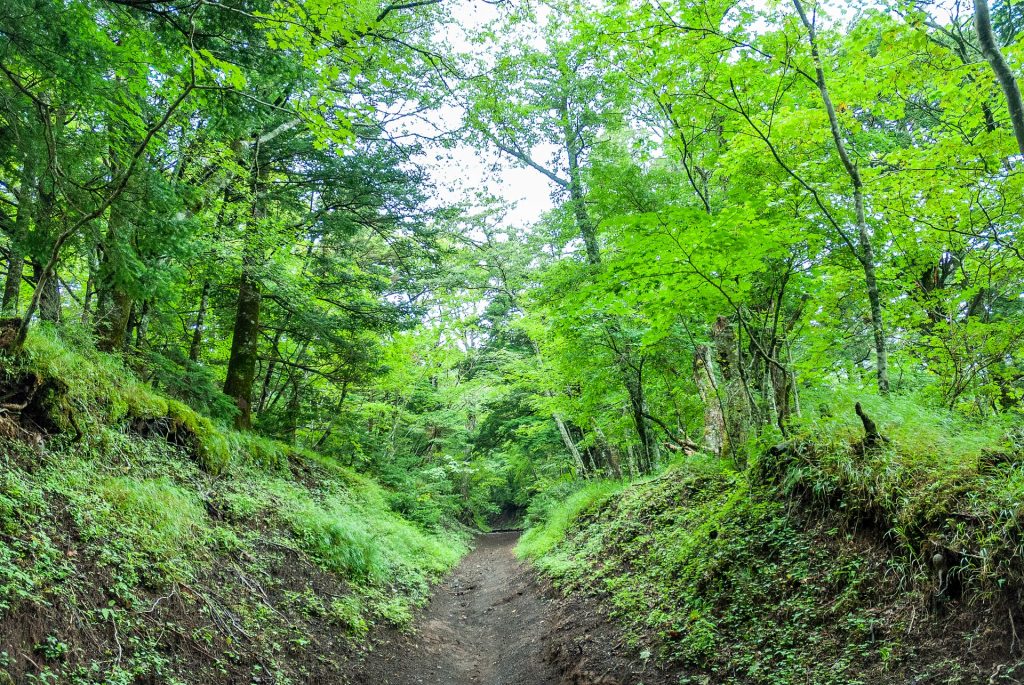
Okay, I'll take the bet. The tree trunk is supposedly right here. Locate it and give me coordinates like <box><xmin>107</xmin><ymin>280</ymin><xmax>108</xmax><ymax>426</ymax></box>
<box><xmin>975</xmin><ymin>0</ymin><xmax>1024</xmax><ymax>156</ymax></box>
<box><xmin>2</xmin><ymin>170</ymin><xmax>36</xmax><ymax>316</ymax></box>
<box><xmin>31</xmin><ymin>258</ymin><xmax>60</xmax><ymax>323</ymax></box>
<box><xmin>793</xmin><ymin>0</ymin><xmax>890</xmax><ymax>394</ymax></box>
<box><xmin>313</xmin><ymin>380</ymin><xmax>348</xmax><ymax>450</ymax></box>
<box><xmin>134</xmin><ymin>300</ymin><xmax>149</xmax><ymax>348</ymax></box>
<box><xmin>189</xmin><ymin>279</ymin><xmax>210</xmax><ymax>362</ymax></box>
<box><xmin>2</xmin><ymin>245</ymin><xmax>25</xmax><ymax>316</ymax></box>
<box><xmin>223</xmin><ymin>154</ymin><xmax>268</xmax><ymax>430</ymax></box>
<box><xmin>223</xmin><ymin>263</ymin><xmax>262</xmax><ymax>429</ymax></box>
<box><xmin>712</xmin><ymin>316</ymin><xmax>750</xmax><ymax>464</ymax></box>
<box><xmin>257</xmin><ymin>326</ymin><xmax>286</xmax><ymax>413</ymax></box>
<box><xmin>283</xmin><ymin>374</ymin><xmax>301</xmax><ymax>443</ymax></box>
<box><xmin>559</xmin><ymin>95</ymin><xmax>601</xmax><ymax>265</ymax></box>
<box><xmin>95</xmin><ymin>201</ymin><xmax>134</xmax><ymax>351</ymax></box>
<box><xmin>3</xmin><ymin>141</ymin><xmax>40</xmax><ymax>316</ymax></box>
<box><xmin>554</xmin><ymin>413</ymin><xmax>587</xmax><ymax>475</ymax></box>
<box><xmin>81</xmin><ymin>247</ymin><xmax>98</xmax><ymax>325</ymax></box>
<box><xmin>769</xmin><ymin>344</ymin><xmax>793</xmax><ymax>432</ymax></box>
<box><xmin>693</xmin><ymin>344</ymin><xmax>725</xmax><ymax>457</ymax></box>
<box><xmin>624</xmin><ymin>364</ymin><xmax>656</xmax><ymax>473</ymax></box>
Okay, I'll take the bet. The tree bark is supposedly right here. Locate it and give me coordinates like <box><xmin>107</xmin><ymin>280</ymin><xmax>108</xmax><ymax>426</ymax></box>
<box><xmin>2</xmin><ymin>245</ymin><xmax>25</xmax><ymax>316</ymax></box>
<box><xmin>558</xmin><ymin>95</ymin><xmax>601</xmax><ymax>265</ymax></box>
<box><xmin>223</xmin><ymin>154</ymin><xmax>268</xmax><ymax>430</ymax></box>
<box><xmin>224</xmin><ymin>260</ymin><xmax>262</xmax><ymax>429</ymax></box>
<box><xmin>30</xmin><ymin>258</ymin><xmax>60</xmax><ymax>323</ymax></box>
<box><xmin>95</xmin><ymin>200</ymin><xmax>135</xmax><ymax>351</ymax></box>
<box><xmin>554</xmin><ymin>412</ymin><xmax>587</xmax><ymax>475</ymax></box>
<box><xmin>693</xmin><ymin>344</ymin><xmax>725</xmax><ymax>457</ymax></box>
<box><xmin>313</xmin><ymin>380</ymin><xmax>349</xmax><ymax>450</ymax></box>
<box><xmin>975</xmin><ymin>0</ymin><xmax>1024</xmax><ymax>156</ymax></box>
<box><xmin>712</xmin><ymin>316</ymin><xmax>751</xmax><ymax>463</ymax></box>
<box><xmin>134</xmin><ymin>299</ymin><xmax>149</xmax><ymax>348</ymax></box>
<box><xmin>2</xmin><ymin>153</ymin><xmax>36</xmax><ymax>315</ymax></box>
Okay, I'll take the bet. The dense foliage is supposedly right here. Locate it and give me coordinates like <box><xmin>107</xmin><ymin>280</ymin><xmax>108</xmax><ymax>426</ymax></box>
<box><xmin>2</xmin><ymin>0</ymin><xmax>1024</xmax><ymax>679</ymax></box>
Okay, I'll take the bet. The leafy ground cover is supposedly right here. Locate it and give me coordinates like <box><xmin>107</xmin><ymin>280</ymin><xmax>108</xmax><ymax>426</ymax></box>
<box><xmin>520</xmin><ymin>396</ymin><xmax>1024</xmax><ymax>685</ymax></box>
<box><xmin>0</xmin><ymin>331</ymin><xmax>468</xmax><ymax>684</ymax></box>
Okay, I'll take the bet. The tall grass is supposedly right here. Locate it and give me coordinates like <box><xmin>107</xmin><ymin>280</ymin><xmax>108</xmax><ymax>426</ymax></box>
<box><xmin>517</xmin><ymin>479</ymin><xmax>625</xmax><ymax>561</ymax></box>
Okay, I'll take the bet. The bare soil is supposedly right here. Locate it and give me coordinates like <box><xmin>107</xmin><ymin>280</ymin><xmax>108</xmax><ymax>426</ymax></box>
<box><xmin>349</xmin><ymin>532</ymin><xmax>676</xmax><ymax>685</ymax></box>
<box><xmin>351</xmin><ymin>532</ymin><xmax>561</xmax><ymax>685</ymax></box>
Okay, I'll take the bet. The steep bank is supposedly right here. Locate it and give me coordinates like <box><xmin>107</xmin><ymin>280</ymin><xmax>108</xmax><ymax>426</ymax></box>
<box><xmin>0</xmin><ymin>333</ymin><xmax>467</xmax><ymax>683</ymax></box>
<box><xmin>520</xmin><ymin>402</ymin><xmax>1024</xmax><ymax>684</ymax></box>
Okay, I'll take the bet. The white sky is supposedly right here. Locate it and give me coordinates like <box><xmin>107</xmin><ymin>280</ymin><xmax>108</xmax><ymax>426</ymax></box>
<box><xmin>404</xmin><ymin>0</ymin><xmax>558</xmax><ymax>230</ymax></box>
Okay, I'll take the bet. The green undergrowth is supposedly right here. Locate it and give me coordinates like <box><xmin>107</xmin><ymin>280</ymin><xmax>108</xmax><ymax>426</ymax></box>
<box><xmin>520</xmin><ymin>394</ymin><xmax>1024</xmax><ymax>684</ymax></box>
<box><xmin>0</xmin><ymin>330</ymin><xmax>468</xmax><ymax>683</ymax></box>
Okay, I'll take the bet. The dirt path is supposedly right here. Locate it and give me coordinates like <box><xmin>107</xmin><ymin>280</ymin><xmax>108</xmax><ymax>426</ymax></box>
<box><xmin>352</xmin><ymin>532</ymin><xmax>561</xmax><ymax>685</ymax></box>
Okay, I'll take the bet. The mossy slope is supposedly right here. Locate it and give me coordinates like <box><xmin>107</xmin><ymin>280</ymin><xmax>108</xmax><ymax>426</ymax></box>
<box><xmin>0</xmin><ymin>332</ymin><xmax>467</xmax><ymax>684</ymax></box>
<box><xmin>521</xmin><ymin>398</ymin><xmax>1024</xmax><ymax>685</ymax></box>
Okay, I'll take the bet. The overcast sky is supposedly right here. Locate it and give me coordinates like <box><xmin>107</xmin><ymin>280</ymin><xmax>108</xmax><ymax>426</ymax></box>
<box><xmin>400</xmin><ymin>0</ymin><xmax>557</xmax><ymax>231</ymax></box>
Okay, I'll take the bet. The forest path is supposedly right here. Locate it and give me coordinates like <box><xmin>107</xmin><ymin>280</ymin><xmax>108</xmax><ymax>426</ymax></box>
<box><xmin>351</xmin><ymin>531</ymin><xmax>561</xmax><ymax>685</ymax></box>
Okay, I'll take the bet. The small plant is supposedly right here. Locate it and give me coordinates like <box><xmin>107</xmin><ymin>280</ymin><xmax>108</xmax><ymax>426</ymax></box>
<box><xmin>34</xmin><ymin>635</ymin><xmax>68</xmax><ymax>662</ymax></box>
<box><xmin>329</xmin><ymin>595</ymin><xmax>369</xmax><ymax>638</ymax></box>
<box><xmin>374</xmin><ymin>596</ymin><xmax>414</xmax><ymax>630</ymax></box>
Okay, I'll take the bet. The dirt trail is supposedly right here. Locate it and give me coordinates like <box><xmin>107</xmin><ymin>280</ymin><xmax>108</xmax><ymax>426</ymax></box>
<box><xmin>352</xmin><ymin>532</ymin><xmax>560</xmax><ymax>685</ymax></box>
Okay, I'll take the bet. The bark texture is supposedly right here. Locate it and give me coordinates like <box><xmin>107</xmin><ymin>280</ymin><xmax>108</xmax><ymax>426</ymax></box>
<box><xmin>693</xmin><ymin>344</ymin><xmax>725</xmax><ymax>457</ymax></box>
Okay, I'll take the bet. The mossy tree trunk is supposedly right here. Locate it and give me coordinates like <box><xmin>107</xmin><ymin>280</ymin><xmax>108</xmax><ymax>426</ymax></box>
<box><xmin>223</xmin><ymin>160</ymin><xmax>267</xmax><ymax>430</ymax></box>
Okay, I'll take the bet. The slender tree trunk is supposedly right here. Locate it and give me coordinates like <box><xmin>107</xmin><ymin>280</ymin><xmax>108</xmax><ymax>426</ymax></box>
<box><xmin>284</xmin><ymin>374</ymin><xmax>301</xmax><ymax>443</ymax></box>
<box><xmin>81</xmin><ymin>247</ymin><xmax>98</xmax><ymax>325</ymax></box>
<box><xmin>554</xmin><ymin>412</ymin><xmax>587</xmax><ymax>475</ymax></box>
<box><xmin>135</xmin><ymin>300</ymin><xmax>149</xmax><ymax>348</ymax></box>
<box><xmin>313</xmin><ymin>380</ymin><xmax>348</xmax><ymax>450</ymax></box>
<box><xmin>3</xmin><ymin>154</ymin><xmax>36</xmax><ymax>315</ymax></box>
<box><xmin>224</xmin><ymin>264</ymin><xmax>262</xmax><ymax>429</ymax></box>
<box><xmin>3</xmin><ymin>246</ymin><xmax>25</xmax><ymax>316</ymax></box>
<box><xmin>623</xmin><ymin>362</ymin><xmax>655</xmax><ymax>473</ymax></box>
<box><xmin>257</xmin><ymin>326</ymin><xmax>286</xmax><ymax>413</ymax></box>
<box><xmin>712</xmin><ymin>316</ymin><xmax>750</xmax><ymax>464</ymax></box>
<box><xmin>95</xmin><ymin>201</ymin><xmax>134</xmax><ymax>351</ymax></box>
<box><xmin>189</xmin><ymin>279</ymin><xmax>210</xmax><ymax>362</ymax></box>
<box><xmin>590</xmin><ymin>418</ymin><xmax>621</xmax><ymax>477</ymax></box>
<box><xmin>31</xmin><ymin>258</ymin><xmax>60</xmax><ymax>323</ymax></box>
<box><xmin>794</xmin><ymin>0</ymin><xmax>889</xmax><ymax>394</ymax></box>
<box><xmin>559</xmin><ymin>96</ymin><xmax>601</xmax><ymax>265</ymax></box>
<box><xmin>693</xmin><ymin>344</ymin><xmax>725</xmax><ymax>457</ymax></box>
<box><xmin>770</xmin><ymin>347</ymin><xmax>792</xmax><ymax>431</ymax></box>
<box><xmin>975</xmin><ymin>0</ymin><xmax>1024</xmax><ymax>156</ymax></box>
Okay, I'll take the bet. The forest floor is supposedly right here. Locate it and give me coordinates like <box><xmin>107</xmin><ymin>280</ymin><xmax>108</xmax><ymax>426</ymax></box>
<box><xmin>350</xmin><ymin>531</ymin><xmax>561</xmax><ymax>685</ymax></box>
<box><xmin>350</xmin><ymin>531</ymin><xmax>675</xmax><ymax>685</ymax></box>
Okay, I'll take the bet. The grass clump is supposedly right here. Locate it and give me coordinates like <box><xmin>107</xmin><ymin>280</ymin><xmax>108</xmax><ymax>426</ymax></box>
<box><xmin>95</xmin><ymin>477</ymin><xmax>206</xmax><ymax>570</ymax></box>
<box><xmin>517</xmin><ymin>479</ymin><xmax>625</xmax><ymax>565</ymax></box>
